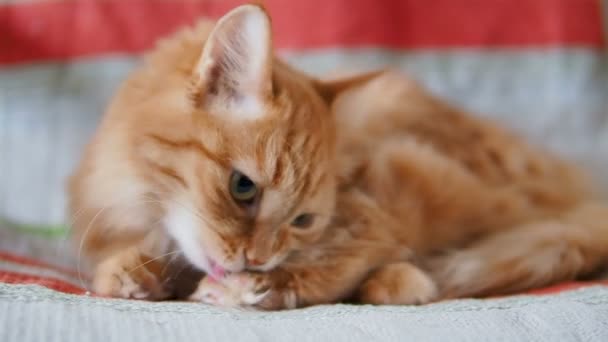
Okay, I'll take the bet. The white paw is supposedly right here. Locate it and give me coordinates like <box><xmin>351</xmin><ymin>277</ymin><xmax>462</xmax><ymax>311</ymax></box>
<box><xmin>190</xmin><ymin>273</ymin><xmax>270</xmax><ymax>308</ymax></box>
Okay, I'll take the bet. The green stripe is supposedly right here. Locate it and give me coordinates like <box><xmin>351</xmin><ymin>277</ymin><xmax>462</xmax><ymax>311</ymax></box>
<box><xmin>0</xmin><ymin>219</ymin><xmax>69</xmax><ymax>238</ymax></box>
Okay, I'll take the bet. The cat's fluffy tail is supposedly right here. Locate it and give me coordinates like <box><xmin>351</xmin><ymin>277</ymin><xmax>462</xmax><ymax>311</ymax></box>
<box><xmin>430</xmin><ymin>202</ymin><xmax>608</xmax><ymax>298</ymax></box>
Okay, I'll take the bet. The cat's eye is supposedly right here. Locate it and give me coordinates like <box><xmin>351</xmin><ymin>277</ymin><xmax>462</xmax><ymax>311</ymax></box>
<box><xmin>229</xmin><ymin>170</ymin><xmax>257</xmax><ymax>204</ymax></box>
<box><xmin>291</xmin><ymin>213</ymin><xmax>314</xmax><ymax>229</ymax></box>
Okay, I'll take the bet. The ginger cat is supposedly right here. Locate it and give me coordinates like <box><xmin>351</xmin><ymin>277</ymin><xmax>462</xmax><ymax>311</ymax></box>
<box><xmin>68</xmin><ymin>4</ymin><xmax>378</xmax><ymax>299</ymax></box>
<box><xmin>191</xmin><ymin>70</ymin><xmax>608</xmax><ymax>309</ymax></box>
<box><xmin>69</xmin><ymin>5</ymin><xmax>608</xmax><ymax>308</ymax></box>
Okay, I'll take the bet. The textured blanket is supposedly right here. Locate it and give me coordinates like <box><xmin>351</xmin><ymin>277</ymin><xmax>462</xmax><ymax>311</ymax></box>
<box><xmin>2</xmin><ymin>284</ymin><xmax>608</xmax><ymax>342</ymax></box>
<box><xmin>1</xmin><ymin>236</ymin><xmax>608</xmax><ymax>342</ymax></box>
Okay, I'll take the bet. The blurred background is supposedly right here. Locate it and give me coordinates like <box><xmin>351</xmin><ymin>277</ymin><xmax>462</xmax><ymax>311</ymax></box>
<box><xmin>0</xmin><ymin>0</ymin><xmax>607</xmax><ymax>264</ymax></box>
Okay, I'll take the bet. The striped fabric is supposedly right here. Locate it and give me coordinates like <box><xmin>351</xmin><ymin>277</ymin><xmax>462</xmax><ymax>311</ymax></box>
<box><xmin>1</xmin><ymin>0</ymin><xmax>607</xmax><ymax>231</ymax></box>
<box><xmin>0</xmin><ymin>251</ymin><xmax>88</xmax><ymax>295</ymax></box>
<box><xmin>0</xmin><ymin>249</ymin><xmax>607</xmax><ymax>299</ymax></box>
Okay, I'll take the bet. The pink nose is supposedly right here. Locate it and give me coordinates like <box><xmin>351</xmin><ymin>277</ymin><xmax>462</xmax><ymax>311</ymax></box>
<box><xmin>246</xmin><ymin>255</ymin><xmax>264</xmax><ymax>267</ymax></box>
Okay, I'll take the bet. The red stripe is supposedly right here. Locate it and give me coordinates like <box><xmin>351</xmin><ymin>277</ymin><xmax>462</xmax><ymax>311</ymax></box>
<box><xmin>0</xmin><ymin>251</ymin><xmax>81</xmax><ymax>279</ymax></box>
<box><xmin>524</xmin><ymin>280</ymin><xmax>608</xmax><ymax>295</ymax></box>
<box><xmin>1</xmin><ymin>0</ymin><xmax>604</xmax><ymax>65</ymax></box>
<box><xmin>0</xmin><ymin>270</ymin><xmax>88</xmax><ymax>295</ymax></box>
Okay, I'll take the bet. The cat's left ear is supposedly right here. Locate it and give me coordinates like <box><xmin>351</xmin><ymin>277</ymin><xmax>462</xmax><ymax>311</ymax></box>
<box><xmin>313</xmin><ymin>70</ymin><xmax>385</xmax><ymax>104</ymax></box>
<box><xmin>191</xmin><ymin>5</ymin><xmax>273</xmax><ymax>121</ymax></box>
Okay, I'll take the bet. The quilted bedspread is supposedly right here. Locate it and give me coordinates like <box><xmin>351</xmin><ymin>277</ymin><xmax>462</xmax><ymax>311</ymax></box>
<box><xmin>1</xmin><ymin>1</ymin><xmax>608</xmax><ymax>341</ymax></box>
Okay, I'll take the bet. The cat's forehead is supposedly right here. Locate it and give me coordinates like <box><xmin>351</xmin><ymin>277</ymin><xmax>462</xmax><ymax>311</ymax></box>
<box><xmin>232</xmin><ymin>158</ymin><xmax>266</xmax><ymax>184</ymax></box>
<box><xmin>231</xmin><ymin>156</ymin><xmax>292</xmax><ymax>220</ymax></box>
<box><xmin>230</xmin><ymin>128</ymin><xmax>331</xmax><ymax>214</ymax></box>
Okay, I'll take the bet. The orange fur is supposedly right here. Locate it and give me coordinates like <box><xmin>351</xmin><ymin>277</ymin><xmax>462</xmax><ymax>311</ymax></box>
<box><xmin>192</xmin><ymin>70</ymin><xmax>607</xmax><ymax>310</ymax></box>
<box><xmin>69</xmin><ymin>5</ymin><xmax>608</xmax><ymax>307</ymax></box>
<box><xmin>68</xmin><ymin>5</ymin><xmax>374</xmax><ymax>299</ymax></box>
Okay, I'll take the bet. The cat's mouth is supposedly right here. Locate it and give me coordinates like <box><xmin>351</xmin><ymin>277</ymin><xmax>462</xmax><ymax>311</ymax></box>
<box><xmin>207</xmin><ymin>257</ymin><xmax>227</xmax><ymax>280</ymax></box>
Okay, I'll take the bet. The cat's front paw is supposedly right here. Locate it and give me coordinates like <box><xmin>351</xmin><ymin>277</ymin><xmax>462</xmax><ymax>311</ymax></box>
<box><xmin>190</xmin><ymin>271</ymin><xmax>296</xmax><ymax>310</ymax></box>
<box><xmin>93</xmin><ymin>250</ymin><xmax>169</xmax><ymax>300</ymax></box>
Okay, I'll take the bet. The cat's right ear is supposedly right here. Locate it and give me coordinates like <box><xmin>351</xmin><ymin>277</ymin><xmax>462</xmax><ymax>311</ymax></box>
<box><xmin>191</xmin><ymin>5</ymin><xmax>273</xmax><ymax>121</ymax></box>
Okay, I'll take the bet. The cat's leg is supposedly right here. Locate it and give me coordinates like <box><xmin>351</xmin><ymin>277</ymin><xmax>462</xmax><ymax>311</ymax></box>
<box><xmin>430</xmin><ymin>203</ymin><xmax>608</xmax><ymax>298</ymax></box>
<box><xmin>91</xmin><ymin>230</ymin><xmax>177</xmax><ymax>300</ymax></box>
<box><xmin>93</xmin><ymin>246</ymin><xmax>170</xmax><ymax>299</ymax></box>
<box><xmin>190</xmin><ymin>251</ymin><xmax>395</xmax><ymax>310</ymax></box>
<box><xmin>356</xmin><ymin>262</ymin><xmax>438</xmax><ymax>305</ymax></box>
<box><xmin>191</xmin><ymin>267</ymin><xmax>295</xmax><ymax>309</ymax></box>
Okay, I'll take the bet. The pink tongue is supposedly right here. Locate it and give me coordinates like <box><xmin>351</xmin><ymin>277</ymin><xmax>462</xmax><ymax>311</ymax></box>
<box><xmin>208</xmin><ymin>259</ymin><xmax>226</xmax><ymax>280</ymax></box>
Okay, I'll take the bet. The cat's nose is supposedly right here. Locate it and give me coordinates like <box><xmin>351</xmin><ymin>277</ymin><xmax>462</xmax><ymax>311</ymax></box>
<box><xmin>247</xmin><ymin>257</ymin><xmax>264</xmax><ymax>267</ymax></box>
<box><xmin>245</xmin><ymin>251</ymin><xmax>265</xmax><ymax>267</ymax></box>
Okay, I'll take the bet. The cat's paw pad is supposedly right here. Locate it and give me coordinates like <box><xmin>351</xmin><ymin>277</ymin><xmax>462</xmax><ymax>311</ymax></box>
<box><xmin>93</xmin><ymin>256</ymin><xmax>168</xmax><ymax>300</ymax></box>
<box><xmin>190</xmin><ymin>273</ymin><xmax>271</xmax><ymax>307</ymax></box>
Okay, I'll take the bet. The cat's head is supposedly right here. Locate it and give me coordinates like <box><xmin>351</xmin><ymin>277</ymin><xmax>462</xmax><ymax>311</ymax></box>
<box><xmin>135</xmin><ymin>5</ymin><xmax>379</xmax><ymax>277</ymax></box>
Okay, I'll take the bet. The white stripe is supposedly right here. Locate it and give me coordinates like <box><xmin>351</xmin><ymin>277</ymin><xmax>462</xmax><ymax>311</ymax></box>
<box><xmin>0</xmin><ymin>226</ymin><xmax>77</xmax><ymax>268</ymax></box>
<box><xmin>1</xmin><ymin>48</ymin><xmax>607</xmax><ymax>225</ymax></box>
<box><xmin>1</xmin><ymin>56</ymin><xmax>138</xmax><ymax>225</ymax></box>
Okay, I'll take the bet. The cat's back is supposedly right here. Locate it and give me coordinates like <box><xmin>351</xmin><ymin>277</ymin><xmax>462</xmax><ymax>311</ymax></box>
<box><xmin>337</xmin><ymin>72</ymin><xmax>585</xmax><ymax>182</ymax></box>
<box><xmin>334</xmin><ymin>72</ymin><xmax>590</xmax><ymax>214</ymax></box>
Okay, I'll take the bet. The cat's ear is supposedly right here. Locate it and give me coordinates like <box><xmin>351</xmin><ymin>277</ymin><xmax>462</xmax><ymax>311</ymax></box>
<box><xmin>314</xmin><ymin>70</ymin><xmax>385</xmax><ymax>104</ymax></box>
<box><xmin>191</xmin><ymin>5</ymin><xmax>273</xmax><ymax>121</ymax></box>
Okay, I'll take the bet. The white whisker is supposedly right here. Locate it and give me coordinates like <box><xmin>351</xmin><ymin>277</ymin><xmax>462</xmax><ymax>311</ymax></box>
<box><xmin>74</xmin><ymin>197</ymin><xmax>169</xmax><ymax>292</ymax></box>
<box><xmin>160</xmin><ymin>250</ymin><xmax>183</xmax><ymax>278</ymax></box>
<box><xmin>76</xmin><ymin>206</ymin><xmax>109</xmax><ymax>292</ymax></box>
<box><xmin>128</xmin><ymin>250</ymin><xmax>181</xmax><ymax>273</ymax></box>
